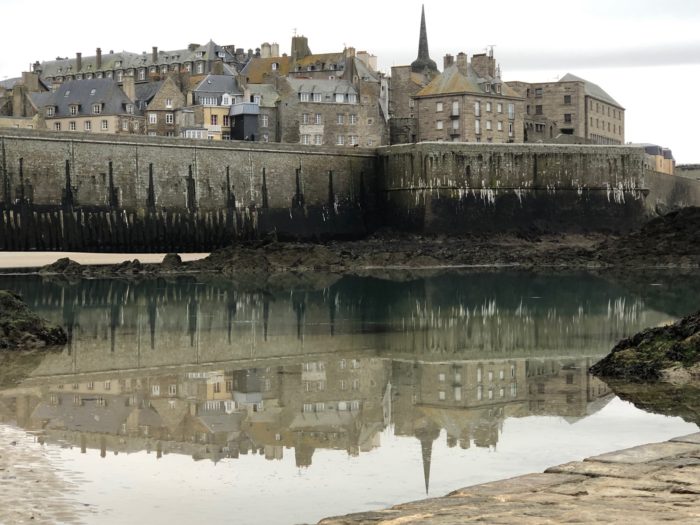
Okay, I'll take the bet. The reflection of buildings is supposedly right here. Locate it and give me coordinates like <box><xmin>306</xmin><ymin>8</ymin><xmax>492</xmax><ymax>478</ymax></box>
<box><xmin>1</xmin><ymin>354</ymin><xmax>611</xmax><ymax>493</ymax></box>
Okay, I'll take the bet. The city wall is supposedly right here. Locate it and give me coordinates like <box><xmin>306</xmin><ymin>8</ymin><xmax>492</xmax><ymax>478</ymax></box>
<box><xmin>2</xmin><ymin>129</ymin><xmax>700</xmax><ymax>250</ymax></box>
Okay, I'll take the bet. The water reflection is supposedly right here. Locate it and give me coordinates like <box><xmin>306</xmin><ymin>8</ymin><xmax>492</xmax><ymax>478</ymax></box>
<box><xmin>0</xmin><ymin>272</ymin><xmax>684</xmax><ymax>494</ymax></box>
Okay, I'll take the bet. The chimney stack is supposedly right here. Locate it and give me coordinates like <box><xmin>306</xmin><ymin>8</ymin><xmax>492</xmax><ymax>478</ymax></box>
<box><xmin>152</xmin><ymin>46</ymin><xmax>158</xmax><ymax>63</ymax></box>
<box><xmin>443</xmin><ymin>54</ymin><xmax>454</xmax><ymax>69</ymax></box>
<box><xmin>271</xmin><ymin>43</ymin><xmax>280</xmax><ymax>57</ymax></box>
<box><xmin>261</xmin><ymin>43</ymin><xmax>271</xmax><ymax>58</ymax></box>
<box><xmin>122</xmin><ymin>75</ymin><xmax>136</xmax><ymax>102</ymax></box>
<box><xmin>96</xmin><ymin>48</ymin><xmax>102</xmax><ymax>69</ymax></box>
<box><xmin>455</xmin><ymin>52</ymin><xmax>468</xmax><ymax>75</ymax></box>
<box><xmin>76</xmin><ymin>52</ymin><xmax>82</xmax><ymax>72</ymax></box>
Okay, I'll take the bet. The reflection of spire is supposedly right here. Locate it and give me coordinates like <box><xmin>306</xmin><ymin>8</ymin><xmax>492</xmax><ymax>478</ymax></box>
<box><xmin>147</xmin><ymin>298</ymin><xmax>157</xmax><ymax>350</ymax></box>
<box><xmin>421</xmin><ymin>437</ymin><xmax>432</xmax><ymax>495</ymax></box>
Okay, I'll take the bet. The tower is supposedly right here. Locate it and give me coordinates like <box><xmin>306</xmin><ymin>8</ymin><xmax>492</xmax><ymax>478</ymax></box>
<box><xmin>410</xmin><ymin>5</ymin><xmax>438</xmax><ymax>74</ymax></box>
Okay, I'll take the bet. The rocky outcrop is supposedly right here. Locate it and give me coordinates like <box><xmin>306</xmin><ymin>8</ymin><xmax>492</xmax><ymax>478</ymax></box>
<box><xmin>590</xmin><ymin>311</ymin><xmax>700</xmax><ymax>381</ymax></box>
<box><xmin>0</xmin><ymin>290</ymin><xmax>67</xmax><ymax>349</ymax></box>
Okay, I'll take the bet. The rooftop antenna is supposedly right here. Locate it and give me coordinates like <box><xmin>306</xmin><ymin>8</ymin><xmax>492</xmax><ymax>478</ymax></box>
<box><xmin>293</xmin><ymin>28</ymin><xmax>297</xmax><ymax>37</ymax></box>
<box><xmin>487</xmin><ymin>44</ymin><xmax>496</xmax><ymax>57</ymax></box>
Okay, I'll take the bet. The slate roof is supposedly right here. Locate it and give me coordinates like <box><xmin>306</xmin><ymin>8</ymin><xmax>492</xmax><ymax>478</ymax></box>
<box><xmin>135</xmin><ymin>80</ymin><xmax>164</xmax><ymax>109</ymax></box>
<box><xmin>287</xmin><ymin>78</ymin><xmax>357</xmax><ymax>96</ymax></box>
<box><xmin>193</xmin><ymin>74</ymin><xmax>242</xmax><ymax>96</ymax></box>
<box><xmin>0</xmin><ymin>77</ymin><xmax>21</xmax><ymax>90</ymax></box>
<box><xmin>559</xmin><ymin>73</ymin><xmax>623</xmax><ymax>108</ymax></box>
<box><xmin>38</xmin><ymin>40</ymin><xmax>236</xmax><ymax>79</ymax></box>
<box><xmin>247</xmin><ymin>84</ymin><xmax>280</xmax><ymax>107</ymax></box>
<box><xmin>416</xmin><ymin>64</ymin><xmax>520</xmax><ymax>98</ymax></box>
<box><xmin>241</xmin><ymin>56</ymin><xmax>292</xmax><ymax>83</ymax></box>
<box><xmin>30</xmin><ymin>78</ymin><xmax>138</xmax><ymax>116</ymax></box>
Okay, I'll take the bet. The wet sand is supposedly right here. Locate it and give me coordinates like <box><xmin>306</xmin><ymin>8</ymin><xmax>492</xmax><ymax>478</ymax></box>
<box><xmin>0</xmin><ymin>424</ymin><xmax>90</xmax><ymax>524</ymax></box>
<box><xmin>0</xmin><ymin>252</ymin><xmax>209</xmax><ymax>269</ymax></box>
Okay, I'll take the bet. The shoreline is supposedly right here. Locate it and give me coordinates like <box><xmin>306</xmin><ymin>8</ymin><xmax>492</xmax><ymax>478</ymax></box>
<box><xmin>318</xmin><ymin>432</ymin><xmax>700</xmax><ymax>524</ymax></box>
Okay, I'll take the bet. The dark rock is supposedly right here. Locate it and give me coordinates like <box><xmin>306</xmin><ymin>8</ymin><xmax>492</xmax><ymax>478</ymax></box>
<box><xmin>39</xmin><ymin>257</ymin><xmax>83</xmax><ymax>275</ymax></box>
<box><xmin>590</xmin><ymin>310</ymin><xmax>700</xmax><ymax>381</ymax></box>
<box><xmin>0</xmin><ymin>290</ymin><xmax>68</xmax><ymax>350</ymax></box>
<box><xmin>161</xmin><ymin>253</ymin><xmax>182</xmax><ymax>269</ymax></box>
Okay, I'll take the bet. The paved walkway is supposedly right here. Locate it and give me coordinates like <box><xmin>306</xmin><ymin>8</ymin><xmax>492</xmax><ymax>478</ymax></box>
<box><xmin>319</xmin><ymin>432</ymin><xmax>700</xmax><ymax>524</ymax></box>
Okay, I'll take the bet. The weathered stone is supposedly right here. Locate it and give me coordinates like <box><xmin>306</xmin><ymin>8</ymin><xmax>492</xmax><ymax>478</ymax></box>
<box><xmin>587</xmin><ymin>441</ymin><xmax>700</xmax><ymax>464</ymax></box>
<box><xmin>546</xmin><ymin>460</ymin><xmax>663</xmax><ymax>479</ymax></box>
<box><xmin>671</xmin><ymin>432</ymin><xmax>700</xmax><ymax>444</ymax></box>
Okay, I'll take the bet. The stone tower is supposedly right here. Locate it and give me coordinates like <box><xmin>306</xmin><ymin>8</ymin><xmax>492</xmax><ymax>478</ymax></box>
<box><xmin>410</xmin><ymin>5</ymin><xmax>438</xmax><ymax>74</ymax></box>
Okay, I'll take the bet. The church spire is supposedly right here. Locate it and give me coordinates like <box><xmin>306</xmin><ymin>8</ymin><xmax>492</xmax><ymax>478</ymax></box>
<box><xmin>411</xmin><ymin>5</ymin><xmax>438</xmax><ymax>74</ymax></box>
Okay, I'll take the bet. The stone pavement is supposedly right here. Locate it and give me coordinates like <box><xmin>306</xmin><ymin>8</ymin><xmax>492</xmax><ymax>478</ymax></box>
<box><xmin>318</xmin><ymin>432</ymin><xmax>700</xmax><ymax>524</ymax></box>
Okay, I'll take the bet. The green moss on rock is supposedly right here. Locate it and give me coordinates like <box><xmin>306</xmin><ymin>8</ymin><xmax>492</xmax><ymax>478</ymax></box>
<box><xmin>0</xmin><ymin>290</ymin><xmax>68</xmax><ymax>350</ymax></box>
<box><xmin>590</xmin><ymin>311</ymin><xmax>700</xmax><ymax>381</ymax></box>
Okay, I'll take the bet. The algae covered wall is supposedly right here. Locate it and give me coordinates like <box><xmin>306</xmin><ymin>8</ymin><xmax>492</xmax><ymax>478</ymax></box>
<box><xmin>0</xmin><ymin>129</ymin><xmax>377</xmax><ymax>250</ymax></box>
<box><xmin>377</xmin><ymin>142</ymin><xmax>652</xmax><ymax>233</ymax></box>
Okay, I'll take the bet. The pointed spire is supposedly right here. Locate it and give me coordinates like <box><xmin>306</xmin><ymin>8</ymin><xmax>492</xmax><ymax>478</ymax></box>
<box><xmin>411</xmin><ymin>5</ymin><xmax>438</xmax><ymax>74</ymax></box>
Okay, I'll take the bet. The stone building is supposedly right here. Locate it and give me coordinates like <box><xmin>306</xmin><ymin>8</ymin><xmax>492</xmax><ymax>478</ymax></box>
<box><xmin>413</xmin><ymin>51</ymin><xmax>525</xmax><ymax>143</ymax></box>
<box><xmin>190</xmin><ymin>74</ymin><xmax>243</xmax><ymax>140</ymax></box>
<box><xmin>142</xmin><ymin>76</ymin><xmax>186</xmax><ymax>137</ymax></box>
<box><xmin>243</xmin><ymin>84</ymin><xmax>280</xmax><ymax>142</ymax></box>
<box><xmin>507</xmin><ymin>74</ymin><xmax>625</xmax><ymax>145</ymax></box>
<box><xmin>30</xmin><ymin>78</ymin><xmax>143</xmax><ymax>135</ymax></box>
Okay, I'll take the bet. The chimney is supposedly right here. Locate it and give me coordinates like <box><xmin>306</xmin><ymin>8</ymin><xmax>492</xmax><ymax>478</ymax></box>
<box><xmin>471</xmin><ymin>53</ymin><xmax>496</xmax><ymax>78</ymax></box>
<box><xmin>261</xmin><ymin>43</ymin><xmax>271</xmax><ymax>58</ymax></box>
<box><xmin>122</xmin><ymin>75</ymin><xmax>136</xmax><ymax>101</ymax></box>
<box><xmin>455</xmin><ymin>52</ymin><xmax>468</xmax><ymax>75</ymax></box>
<box><xmin>76</xmin><ymin>52</ymin><xmax>82</xmax><ymax>72</ymax></box>
<box><xmin>152</xmin><ymin>46</ymin><xmax>158</xmax><ymax>63</ymax></box>
<box><xmin>271</xmin><ymin>43</ymin><xmax>280</xmax><ymax>57</ymax></box>
<box><xmin>21</xmin><ymin>71</ymin><xmax>40</xmax><ymax>92</ymax></box>
<box><xmin>32</xmin><ymin>61</ymin><xmax>42</xmax><ymax>75</ymax></box>
<box><xmin>443</xmin><ymin>54</ymin><xmax>454</xmax><ymax>69</ymax></box>
<box><xmin>96</xmin><ymin>48</ymin><xmax>102</xmax><ymax>69</ymax></box>
<box><xmin>344</xmin><ymin>46</ymin><xmax>356</xmax><ymax>58</ymax></box>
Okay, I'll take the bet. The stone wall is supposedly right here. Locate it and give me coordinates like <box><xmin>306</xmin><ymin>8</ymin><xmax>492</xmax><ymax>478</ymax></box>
<box><xmin>377</xmin><ymin>142</ymin><xmax>654</xmax><ymax>233</ymax></box>
<box><xmin>0</xmin><ymin>128</ymin><xmax>377</xmax><ymax>250</ymax></box>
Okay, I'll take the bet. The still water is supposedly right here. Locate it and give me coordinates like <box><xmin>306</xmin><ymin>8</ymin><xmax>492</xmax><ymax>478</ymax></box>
<box><xmin>0</xmin><ymin>271</ymin><xmax>698</xmax><ymax>524</ymax></box>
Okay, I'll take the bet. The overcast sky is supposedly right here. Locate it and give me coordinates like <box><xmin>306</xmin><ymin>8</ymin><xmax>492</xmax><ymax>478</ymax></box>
<box><xmin>2</xmin><ymin>0</ymin><xmax>699</xmax><ymax>162</ymax></box>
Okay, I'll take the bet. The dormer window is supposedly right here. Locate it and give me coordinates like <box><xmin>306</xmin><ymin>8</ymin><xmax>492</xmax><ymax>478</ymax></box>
<box><xmin>92</xmin><ymin>104</ymin><xmax>101</xmax><ymax>114</ymax></box>
<box><xmin>115</xmin><ymin>60</ymin><xmax>122</xmax><ymax>68</ymax></box>
<box><xmin>64</xmin><ymin>90</ymin><xmax>70</xmax><ymax>97</ymax></box>
<box><xmin>86</xmin><ymin>73</ymin><xmax>93</xmax><ymax>79</ymax></box>
<box><xmin>196</xmin><ymin>62</ymin><xmax>204</xmax><ymax>74</ymax></box>
<box><xmin>253</xmin><ymin>95</ymin><xmax>261</xmax><ymax>105</ymax></box>
<box><xmin>106</xmin><ymin>71</ymin><xmax>112</xmax><ymax>78</ymax></box>
<box><xmin>90</xmin><ymin>88</ymin><xmax>96</xmax><ymax>96</ymax></box>
<box><xmin>335</xmin><ymin>93</ymin><xmax>345</xmax><ymax>103</ymax></box>
<box><xmin>348</xmin><ymin>94</ymin><xmax>357</xmax><ymax>104</ymax></box>
<box><xmin>126</xmin><ymin>104</ymin><xmax>134</xmax><ymax>114</ymax></box>
<box><xmin>217</xmin><ymin>52</ymin><xmax>225</xmax><ymax>58</ymax></box>
<box><xmin>138</xmin><ymin>69</ymin><xmax>145</xmax><ymax>80</ymax></box>
<box><xmin>484</xmin><ymin>83</ymin><xmax>491</xmax><ymax>92</ymax></box>
<box><xmin>76</xmin><ymin>74</ymin><xmax>82</xmax><ymax>80</ymax></box>
<box><xmin>312</xmin><ymin>93</ymin><xmax>321</xmax><ymax>102</ymax></box>
<box><xmin>495</xmin><ymin>84</ymin><xmax>502</xmax><ymax>94</ymax></box>
<box><xmin>221</xmin><ymin>95</ymin><xmax>230</xmax><ymax>106</ymax></box>
<box><xmin>69</xmin><ymin>105</ymin><xmax>78</xmax><ymax>116</ymax></box>
<box><xmin>185</xmin><ymin>63</ymin><xmax>191</xmax><ymax>72</ymax></box>
<box><xmin>150</xmin><ymin>66</ymin><xmax>156</xmax><ymax>73</ymax></box>
<box><xmin>46</xmin><ymin>106</ymin><xmax>54</xmax><ymax>117</ymax></box>
<box><xmin>96</xmin><ymin>72</ymin><xmax>103</xmax><ymax>78</ymax></box>
<box><xmin>271</xmin><ymin>62</ymin><xmax>279</xmax><ymax>71</ymax></box>
<box><xmin>116</xmin><ymin>71</ymin><xmax>123</xmax><ymax>82</ymax></box>
<box><xmin>300</xmin><ymin>92</ymin><xmax>310</xmax><ymax>102</ymax></box>
<box><xmin>196</xmin><ymin>51</ymin><xmax>203</xmax><ymax>58</ymax></box>
<box><xmin>58</xmin><ymin>67</ymin><xmax>63</xmax><ymax>73</ymax></box>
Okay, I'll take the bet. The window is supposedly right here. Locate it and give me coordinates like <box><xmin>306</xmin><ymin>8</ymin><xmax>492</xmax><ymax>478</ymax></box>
<box><xmin>454</xmin><ymin>387</ymin><xmax>462</xmax><ymax>401</ymax></box>
<box><xmin>436</xmin><ymin>102</ymin><xmax>443</xmax><ymax>112</ymax></box>
<box><xmin>100</xmin><ymin>119</ymin><xmax>108</xmax><ymax>130</ymax></box>
<box><xmin>213</xmin><ymin>382</ymin><xmax>221</xmax><ymax>394</ymax></box>
<box><xmin>484</xmin><ymin>83</ymin><xmax>491</xmax><ymax>92</ymax></box>
<box><xmin>436</xmin><ymin>120</ymin><xmax>443</xmax><ymax>130</ymax></box>
<box><xmin>477</xmin><ymin>368</ymin><xmax>483</xmax><ymax>382</ymax></box>
<box><xmin>92</xmin><ymin>104</ymin><xmax>101</xmax><ymax>114</ymax></box>
<box><xmin>349</xmin><ymin>114</ymin><xmax>357</xmax><ymax>124</ymax></box>
<box><xmin>169</xmin><ymin>384</ymin><xmax>177</xmax><ymax>396</ymax></box>
<box><xmin>301</xmin><ymin>134</ymin><xmax>310</xmax><ymax>145</ymax></box>
<box><xmin>499</xmin><ymin>370</ymin><xmax>505</xmax><ymax>380</ymax></box>
<box><xmin>148</xmin><ymin>113</ymin><xmax>157</xmax><ymax>124</ymax></box>
<box><xmin>46</xmin><ymin>106</ymin><xmax>54</xmax><ymax>117</ymax></box>
<box><xmin>452</xmin><ymin>119</ymin><xmax>459</xmax><ymax>130</ymax></box>
<box><xmin>438</xmin><ymin>373</ymin><xmax>446</xmax><ymax>382</ymax></box>
<box><xmin>152</xmin><ymin>385</ymin><xmax>160</xmax><ymax>396</ymax></box>
<box><xmin>223</xmin><ymin>115</ymin><xmax>229</xmax><ymax>126</ymax></box>
<box><xmin>486</xmin><ymin>102</ymin><xmax>492</xmax><ymax>112</ymax></box>
<box><xmin>54</xmin><ymin>122</ymin><xmax>61</xmax><ymax>131</ymax></box>
<box><xmin>166</xmin><ymin>113</ymin><xmax>174</xmax><ymax>124</ymax></box>
<box><xmin>486</xmin><ymin>120</ymin><xmax>492</xmax><ymax>130</ymax></box>
<box><xmin>535</xmin><ymin>87</ymin><xmax>543</xmax><ymax>97</ymax></box>
<box><xmin>116</xmin><ymin>71</ymin><xmax>123</xmax><ymax>82</ymax></box>
<box><xmin>496</xmin><ymin>84</ymin><xmax>501</xmax><ymax>94</ymax></box>
<box><xmin>335</xmin><ymin>93</ymin><xmax>345</xmax><ymax>103</ymax></box>
<box><xmin>261</xmin><ymin>114</ymin><xmax>269</xmax><ymax>127</ymax></box>
<box><xmin>314</xmin><ymin>134</ymin><xmax>323</xmax><ymax>145</ymax></box>
<box><xmin>564</xmin><ymin>113</ymin><xmax>572</xmax><ymax>123</ymax></box>
<box><xmin>535</xmin><ymin>105</ymin><xmax>543</xmax><ymax>115</ymax></box>
<box><xmin>69</xmin><ymin>121</ymin><xmax>76</xmax><ymax>131</ymax></box>
<box><xmin>348</xmin><ymin>94</ymin><xmax>357</xmax><ymax>103</ymax></box>
<box><xmin>196</xmin><ymin>63</ymin><xmax>204</xmax><ymax>74</ymax></box>
<box><xmin>300</xmin><ymin>92</ymin><xmax>310</xmax><ymax>102</ymax></box>
<box><xmin>497</xmin><ymin>103</ymin><xmax>503</xmax><ymax>113</ymax></box>
<box><xmin>122</xmin><ymin>120</ymin><xmax>129</xmax><ymax>131</ymax></box>
<box><xmin>352</xmin><ymin>379</ymin><xmax>360</xmax><ymax>390</ymax></box>
<box><xmin>165</xmin><ymin>98</ymin><xmax>173</xmax><ymax>109</ymax></box>
<box><xmin>126</xmin><ymin>104</ymin><xmax>134</xmax><ymax>114</ymax></box>
<box><xmin>477</xmin><ymin>385</ymin><xmax>483</xmax><ymax>400</ymax></box>
<box><xmin>508</xmin><ymin>122</ymin><xmax>514</xmax><ymax>137</ymax></box>
<box><xmin>564</xmin><ymin>95</ymin><xmax>572</xmax><ymax>104</ymax></box>
<box><xmin>475</xmin><ymin>119</ymin><xmax>480</xmax><ymax>134</ymax></box>
<box><xmin>349</xmin><ymin>135</ymin><xmax>358</xmax><ymax>145</ymax></box>
<box><xmin>138</xmin><ymin>69</ymin><xmax>145</xmax><ymax>80</ymax></box>
<box><xmin>474</xmin><ymin>101</ymin><xmax>480</xmax><ymax>117</ymax></box>
<box><xmin>337</xmin><ymin>113</ymin><xmax>344</xmax><ymax>124</ymax></box>
<box><xmin>211</xmin><ymin>115</ymin><xmax>218</xmax><ymax>125</ymax></box>
<box><xmin>336</xmin><ymin>135</ymin><xmax>345</xmax><ymax>145</ymax></box>
<box><xmin>271</xmin><ymin>62</ymin><xmax>279</xmax><ymax>71</ymax></box>
<box><xmin>303</xmin><ymin>403</ymin><xmax>313</xmax><ymax>413</ymax></box>
<box><xmin>315</xmin><ymin>113</ymin><xmax>322</xmax><ymax>124</ymax></box>
<box><xmin>301</xmin><ymin>113</ymin><xmax>309</xmax><ymax>124</ymax></box>
<box><xmin>438</xmin><ymin>390</ymin><xmax>446</xmax><ymax>401</ymax></box>
<box><xmin>312</xmin><ymin>93</ymin><xmax>322</xmax><ymax>102</ymax></box>
<box><xmin>70</xmin><ymin>105</ymin><xmax>78</xmax><ymax>116</ymax></box>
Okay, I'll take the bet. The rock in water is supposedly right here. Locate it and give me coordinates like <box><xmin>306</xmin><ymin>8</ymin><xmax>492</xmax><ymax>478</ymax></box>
<box><xmin>38</xmin><ymin>257</ymin><xmax>83</xmax><ymax>275</ymax></box>
<box><xmin>0</xmin><ymin>291</ymin><xmax>68</xmax><ymax>349</ymax></box>
<box><xmin>590</xmin><ymin>311</ymin><xmax>700</xmax><ymax>381</ymax></box>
